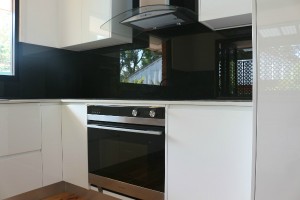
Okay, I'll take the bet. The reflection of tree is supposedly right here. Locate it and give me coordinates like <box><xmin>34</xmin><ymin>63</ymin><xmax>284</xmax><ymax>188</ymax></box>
<box><xmin>0</xmin><ymin>11</ymin><xmax>12</xmax><ymax>71</ymax></box>
<box><xmin>120</xmin><ymin>49</ymin><xmax>161</xmax><ymax>82</ymax></box>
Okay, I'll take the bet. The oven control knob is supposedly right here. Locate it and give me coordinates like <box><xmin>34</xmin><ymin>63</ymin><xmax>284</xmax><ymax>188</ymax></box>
<box><xmin>149</xmin><ymin>109</ymin><xmax>156</xmax><ymax>118</ymax></box>
<box><xmin>132</xmin><ymin>109</ymin><xmax>139</xmax><ymax>117</ymax></box>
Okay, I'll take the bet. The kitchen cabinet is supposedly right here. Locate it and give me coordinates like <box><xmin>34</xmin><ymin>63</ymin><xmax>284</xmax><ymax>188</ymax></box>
<box><xmin>19</xmin><ymin>0</ymin><xmax>60</xmax><ymax>48</ymax></box>
<box><xmin>0</xmin><ymin>104</ymin><xmax>41</xmax><ymax>157</ymax></box>
<box><xmin>0</xmin><ymin>151</ymin><xmax>43</xmax><ymax>199</ymax></box>
<box><xmin>59</xmin><ymin>0</ymin><xmax>132</xmax><ymax>51</ymax></box>
<box><xmin>20</xmin><ymin>0</ymin><xmax>132</xmax><ymax>50</ymax></box>
<box><xmin>255</xmin><ymin>0</ymin><xmax>300</xmax><ymax>200</ymax></box>
<box><xmin>41</xmin><ymin>104</ymin><xmax>63</xmax><ymax>187</ymax></box>
<box><xmin>62</xmin><ymin>104</ymin><xmax>89</xmax><ymax>189</ymax></box>
<box><xmin>199</xmin><ymin>0</ymin><xmax>252</xmax><ymax>30</ymax></box>
<box><xmin>58</xmin><ymin>0</ymin><xmax>82</xmax><ymax>48</ymax></box>
<box><xmin>167</xmin><ymin>105</ymin><xmax>253</xmax><ymax>200</ymax></box>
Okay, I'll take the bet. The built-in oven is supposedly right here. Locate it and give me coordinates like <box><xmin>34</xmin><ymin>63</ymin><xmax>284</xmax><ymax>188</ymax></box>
<box><xmin>87</xmin><ymin>105</ymin><xmax>165</xmax><ymax>200</ymax></box>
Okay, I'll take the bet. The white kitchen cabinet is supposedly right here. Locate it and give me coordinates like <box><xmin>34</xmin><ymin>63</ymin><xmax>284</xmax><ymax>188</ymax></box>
<box><xmin>255</xmin><ymin>0</ymin><xmax>300</xmax><ymax>200</ymax></box>
<box><xmin>0</xmin><ymin>151</ymin><xmax>43</xmax><ymax>199</ymax></box>
<box><xmin>199</xmin><ymin>0</ymin><xmax>252</xmax><ymax>30</ymax></box>
<box><xmin>20</xmin><ymin>0</ymin><xmax>132</xmax><ymax>50</ymax></box>
<box><xmin>167</xmin><ymin>105</ymin><xmax>253</xmax><ymax>200</ymax></box>
<box><xmin>0</xmin><ymin>104</ymin><xmax>41</xmax><ymax>157</ymax></box>
<box><xmin>41</xmin><ymin>104</ymin><xmax>63</xmax><ymax>187</ymax></box>
<box><xmin>58</xmin><ymin>0</ymin><xmax>82</xmax><ymax>48</ymax></box>
<box><xmin>59</xmin><ymin>0</ymin><xmax>132</xmax><ymax>51</ymax></box>
<box><xmin>62</xmin><ymin>104</ymin><xmax>89</xmax><ymax>189</ymax></box>
<box><xmin>19</xmin><ymin>0</ymin><xmax>60</xmax><ymax>48</ymax></box>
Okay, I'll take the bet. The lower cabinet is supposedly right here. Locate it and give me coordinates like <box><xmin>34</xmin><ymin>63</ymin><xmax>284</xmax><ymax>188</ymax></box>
<box><xmin>167</xmin><ymin>105</ymin><xmax>253</xmax><ymax>200</ymax></box>
<box><xmin>62</xmin><ymin>104</ymin><xmax>89</xmax><ymax>189</ymax></box>
<box><xmin>0</xmin><ymin>104</ymin><xmax>41</xmax><ymax>157</ymax></box>
<box><xmin>41</xmin><ymin>104</ymin><xmax>63</xmax><ymax>187</ymax></box>
<box><xmin>0</xmin><ymin>151</ymin><xmax>43</xmax><ymax>200</ymax></box>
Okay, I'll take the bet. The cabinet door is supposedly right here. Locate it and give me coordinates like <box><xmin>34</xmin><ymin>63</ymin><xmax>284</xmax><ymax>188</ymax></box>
<box><xmin>41</xmin><ymin>104</ymin><xmax>63</xmax><ymax>187</ymax></box>
<box><xmin>0</xmin><ymin>104</ymin><xmax>41</xmax><ymax>157</ymax></box>
<box><xmin>58</xmin><ymin>0</ymin><xmax>82</xmax><ymax>47</ymax></box>
<box><xmin>167</xmin><ymin>105</ymin><xmax>253</xmax><ymax>200</ymax></box>
<box><xmin>62</xmin><ymin>104</ymin><xmax>89</xmax><ymax>189</ymax></box>
<box><xmin>19</xmin><ymin>0</ymin><xmax>59</xmax><ymax>47</ymax></box>
<box><xmin>0</xmin><ymin>151</ymin><xmax>43</xmax><ymax>199</ymax></box>
<box><xmin>81</xmin><ymin>0</ymin><xmax>111</xmax><ymax>43</ymax></box>
<box><xmin>199</xmin><ymin>0</ymin><xmax>252</xmax><ymax>29</ymax></box>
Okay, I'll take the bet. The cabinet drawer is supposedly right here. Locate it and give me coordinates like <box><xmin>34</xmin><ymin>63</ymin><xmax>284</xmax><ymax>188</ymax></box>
<box><xmin>0</xmin><ymin>104</ymin><xmax>41</xmax><ymax>157</ymax></box>
<box><xmin>0</xmin><ymin>151</ymin><xmax>43</xmax><ymax>199</ymax></box>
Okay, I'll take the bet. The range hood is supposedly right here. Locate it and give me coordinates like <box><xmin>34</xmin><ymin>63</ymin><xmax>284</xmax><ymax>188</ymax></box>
<box><xmin>120</xmin><ymin>5</ymin><xmax>197</xmax><ymax>31</ymax></box>
<box><xmin>100</xmin><ymin>1</ymin><xmax>200</xmax><ymax>37</ymax></box>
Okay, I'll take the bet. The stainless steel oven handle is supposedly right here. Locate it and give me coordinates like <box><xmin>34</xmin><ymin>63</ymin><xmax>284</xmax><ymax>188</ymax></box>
<box><xmin>87</xmin><ymin>124</ymin><xmax>163</xmax><ymax>136</ymax></box>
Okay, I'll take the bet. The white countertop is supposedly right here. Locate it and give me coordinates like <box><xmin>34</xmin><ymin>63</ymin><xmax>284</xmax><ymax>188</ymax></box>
<box><xmin>0</xmin><ymin>99</ymin><xmax>253</xmax><ymax>107</ymax></box>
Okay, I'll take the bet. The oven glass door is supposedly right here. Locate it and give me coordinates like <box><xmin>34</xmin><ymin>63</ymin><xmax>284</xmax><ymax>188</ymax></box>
<box><xmin>88</xmin><ymin>122</ymin><xmax>165</xmax><ymax>192</ymax></box>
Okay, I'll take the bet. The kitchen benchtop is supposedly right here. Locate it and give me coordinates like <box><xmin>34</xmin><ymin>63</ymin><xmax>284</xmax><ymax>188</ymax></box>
<box><xmin>0</xmin><ymin>99</ymin><xmax>253</xmax><ymax>107</ymax></box>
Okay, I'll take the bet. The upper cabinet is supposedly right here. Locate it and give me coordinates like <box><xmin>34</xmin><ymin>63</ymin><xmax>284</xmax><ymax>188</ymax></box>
<box><xmin>59</xmin><ymin>0</ymin><xmax>132</xmax><ymax>51</ymax></box>
<box><xmin>199</xmin><ymin>0</ymin><xmax>252</xmax><ymax>30</ymax></box>
<box><xmin>20</xmin><ymin>0</ymin><xmax>132</xmax><ymax>51</ymax></box>
<box><xmin>19</xmin><ymin>0</ymin><xmax>60</xmax><ymax>48</ymax></box>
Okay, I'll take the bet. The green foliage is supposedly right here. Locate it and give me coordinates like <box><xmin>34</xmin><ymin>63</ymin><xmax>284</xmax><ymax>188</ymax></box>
<box><xmin>0</xmin><ymin>10</ymin><xmax>12</xmax><ymax>72</ymax></box>
<box><xmin>120</xmin><ymin>49</ymin><xmax>161</xmax><ymax>83</ymax></box>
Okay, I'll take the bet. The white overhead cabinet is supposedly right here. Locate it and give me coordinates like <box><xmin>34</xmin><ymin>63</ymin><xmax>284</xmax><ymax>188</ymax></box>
<box><xmin>199</xmin><ymin>0</ymin><xmax>252</xmax><ymax>30</ymax></box>
<box><xmin>20</xmin><ymin>0</ymin><xmax>132</xmax><ymax>50</ymax></box>
<box><xmin>19</xmin><ymin>0</ymin><xmax>60</xmax><ymax>48</ymax></box>
<box><xmin>59</xmin><ymin>0</ymin><xmax>132</xmax><ymax>51</ymax></box>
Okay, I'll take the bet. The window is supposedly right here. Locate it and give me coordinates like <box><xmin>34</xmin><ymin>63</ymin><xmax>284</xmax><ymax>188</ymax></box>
<box><xmin>0</xmin><ymin>0</ymin><xmax>15</xmax><ymax>76</ymax></box>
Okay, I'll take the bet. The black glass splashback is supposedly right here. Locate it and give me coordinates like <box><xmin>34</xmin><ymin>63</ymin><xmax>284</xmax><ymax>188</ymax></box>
<box><xmin>0</xmin><ymin>26</ymin><xmax>252</xmax><ymax>100</ymax></box>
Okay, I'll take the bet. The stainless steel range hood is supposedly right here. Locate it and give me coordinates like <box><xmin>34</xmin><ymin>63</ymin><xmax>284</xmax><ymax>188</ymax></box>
<box><xmin>100</xmin><ymin>1</ymin><xmax>199</xmax><ymax>37</ymax></box>
<box><xmin>120</xmin><ymin>5</ymin><xmax>197</xmax><ymax>31</ymax></box>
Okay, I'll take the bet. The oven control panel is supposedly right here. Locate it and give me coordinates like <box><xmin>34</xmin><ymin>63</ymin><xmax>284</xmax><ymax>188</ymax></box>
<box><xmin>88</xmin><ymin>106</ymin><xmax>165</xmax><ymax>119</ymax></box>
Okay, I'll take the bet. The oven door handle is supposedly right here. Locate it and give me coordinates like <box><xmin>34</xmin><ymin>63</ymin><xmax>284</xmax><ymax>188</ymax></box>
<box><xmin>87</xmin><ymin>124</ymin><xmax>163</xmax><ymax>136</ymax></box>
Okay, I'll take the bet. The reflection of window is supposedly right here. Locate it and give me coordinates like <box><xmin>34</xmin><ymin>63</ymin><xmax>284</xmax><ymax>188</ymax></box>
<box><xmin>120</xmin><ymin>49</ymin><xmax>162</xmax><ymax>85</ymax></box>
<box><xmin>218</xmin><ymin>40</ymin><xmax>253</xmax><ymax>98</ymax></box>
<box><xmin>0</xmin><ymin>0</ymin><xmax>15</xmax><ymax>76</ymax></box>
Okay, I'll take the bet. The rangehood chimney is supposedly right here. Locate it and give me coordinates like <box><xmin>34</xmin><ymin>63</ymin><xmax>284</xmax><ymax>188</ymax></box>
<box><xmin>100</xmin><ymin>0</ymin><xmax>199</xmax><ymax>34</ymax></box>
<box><xmin>139</xmin><ymin>0</ymin><xmax>169</xmax><ymax>7</ymax></box>
<box><xmin>120</xmin><ymin>0</ymin><xmax>198</xmax><ymax>31</ymax></box>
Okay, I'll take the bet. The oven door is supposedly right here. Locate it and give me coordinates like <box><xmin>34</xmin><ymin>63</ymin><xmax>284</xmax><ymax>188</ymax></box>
<box><xmin>87</xmin><ymin>121</ymin><xmax>165</xmax><ymax>199</ymax></box>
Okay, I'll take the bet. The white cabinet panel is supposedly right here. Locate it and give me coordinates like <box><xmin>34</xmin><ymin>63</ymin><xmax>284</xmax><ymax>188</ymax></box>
<box><xmin>59</xmin><ymin>0</ymin><xmax>132</xmax><ymax>51</ymax></box>
<box><xmin>0</xmin><ymin>104</ymin><xmax>41</xmax><ymax>157</ymax></box>
<box><xmin>19</xmin><ymin>0</ymin><xmax>59</xmax><ymax>48</ymax></box>
<box><xmin>255</xmin><ymin>1</ymin><xmax>300</xmax><ymax>200</ymax></box>
<box><xmin>41</xmin><ymin>104</ymin><xmax>63</xmax><ymax>187</ymax></box>
<box><xmin>20</xmin><ymin>0</ymin><xmax>132</xmax><ymax>50</ymax></box>
<box><xmin>0</xmin><ymin>151</ymin><xmax>43</xmax><ymax>199</ymax></box>
<box><xmin>62</xmin><ymin>104</ymin><xmax>89</xmax><ymax>189</ymax></box>
<box><xmin>199</xmin><ymin>0</ymin><xmax>252</xmax><ymax>29</ymax></box>
<box><xmin>167</xmin><ymin>105</ymin><xmax>253</xmax><ymax>200</ymax></box>
<box><xmin>58</xmin><ymin>0</ymin><xmax>82</xmax><ymax>47</ymax></box>
<box><xmin>81</xmin><ymin>0</ymin><xmax>111</xmax><ymax>43</ymax></box>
